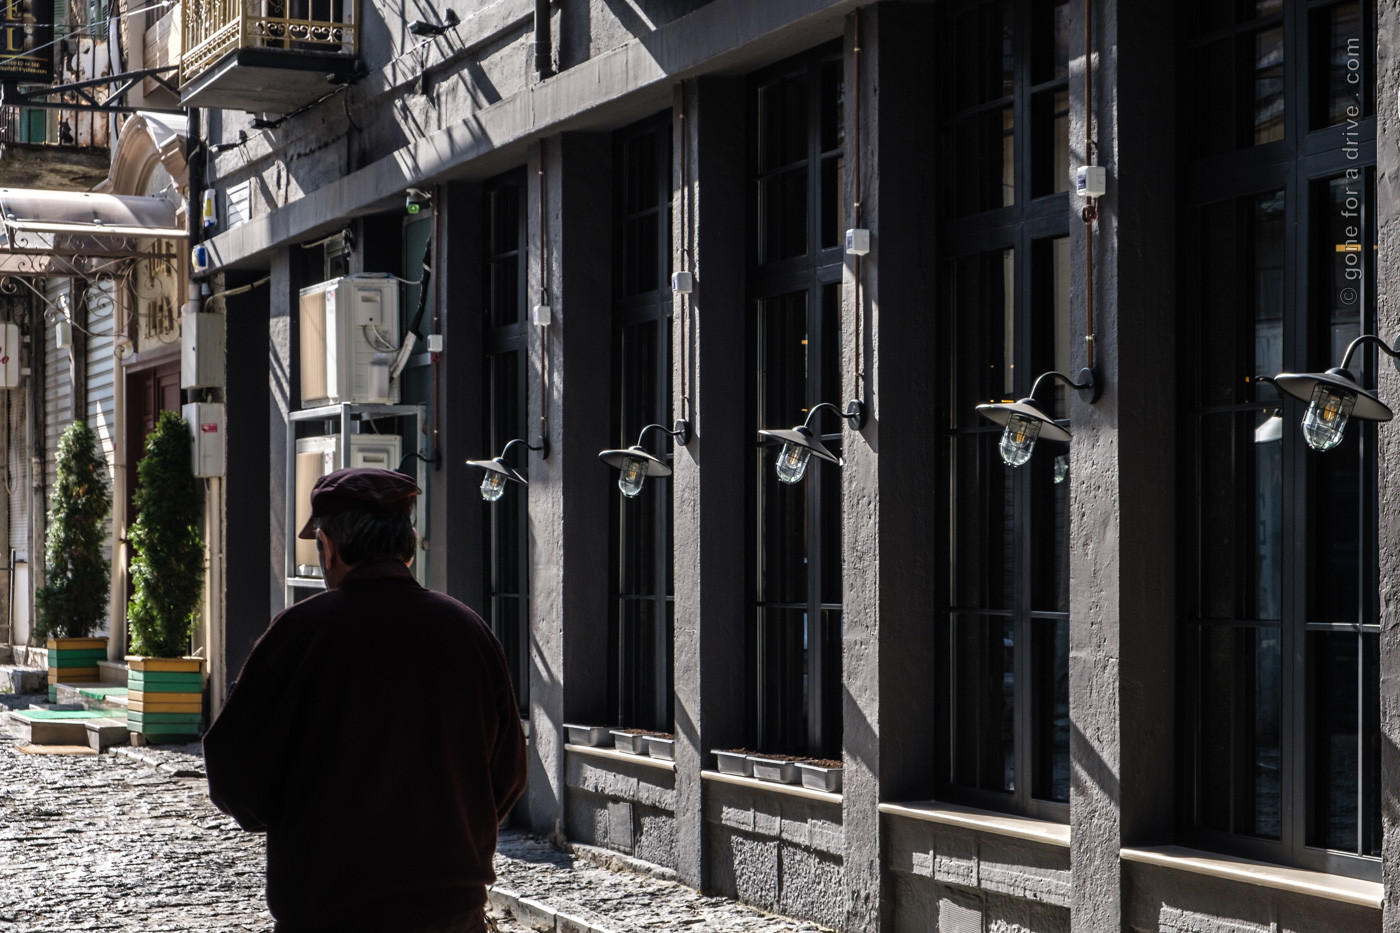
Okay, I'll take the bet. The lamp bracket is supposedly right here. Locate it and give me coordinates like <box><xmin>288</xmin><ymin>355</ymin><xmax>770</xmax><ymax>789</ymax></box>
<box><xmin>803</xmin><ymin>400</ymin><xmax>867</xmax><ymax>431</ymax></box>
<box><xmin>500</xmin><ymin>436</ymin><xmax>548</xmax><ymax>462</ymax></box>
<box><xmin>635</xmin><ymin>420</ymin><xmax>690</xmax><ymax>448</ymax></box>
<box><xmin>1028</xmin><ymin>369</ymin><xmax>1101</xmax><ymax>405</ymax></box>
<box><xmin>1339</xmin><ymin>334</ymin><xmax>1400</xmax><ymax>371</ymax></box>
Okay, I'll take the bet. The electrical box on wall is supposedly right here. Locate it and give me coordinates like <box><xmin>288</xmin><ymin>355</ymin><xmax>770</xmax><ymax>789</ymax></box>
<box><xmin>0</xmin><ymin>322</ymin><xmax>20</xmax><ymax>389</ymax></box>
<box><xmin>183</xmin><ymin>402</ymin><xmax>226</xmax><ymax>477</ymax></box>
<box><xmin>298</xmin><ymin>275</ymin><xmax>401</xmax><ymax>407</ymax></box>
<box><xmin>181</xmin><ymin>312</ymin><xmax>225</xmax><ymax>389</ymax></box>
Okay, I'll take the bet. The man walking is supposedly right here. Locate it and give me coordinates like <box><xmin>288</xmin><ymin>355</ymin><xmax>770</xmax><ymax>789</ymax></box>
<box><xmin>204</xmin><ymin>467</ymin><xmax>528</xmax><ymax>933</ymax></box>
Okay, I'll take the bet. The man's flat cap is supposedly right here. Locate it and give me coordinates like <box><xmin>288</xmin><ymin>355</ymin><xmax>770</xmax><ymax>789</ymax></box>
<box><xmin>297</xmin><ymin>467</ymin><xmax>420</xmax><ymax>539</ymax></box>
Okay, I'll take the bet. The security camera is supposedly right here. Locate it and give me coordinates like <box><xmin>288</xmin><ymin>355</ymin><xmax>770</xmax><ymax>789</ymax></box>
<box><xmin>405</xmin><ymin>188</ymin><xmax>432</xmax><ymax>214</ymax></box>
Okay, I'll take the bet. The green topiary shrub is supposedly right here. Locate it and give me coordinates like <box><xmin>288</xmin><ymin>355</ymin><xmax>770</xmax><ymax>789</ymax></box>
<box><xmin>35</xmin><ymin>421</ymin><xmax>112</xmax><ymax>639</ymax></box>
<box><xmin>127</xmin><ymin>410</ymin><xmax>205</xmax><ymax>658</ymax></box>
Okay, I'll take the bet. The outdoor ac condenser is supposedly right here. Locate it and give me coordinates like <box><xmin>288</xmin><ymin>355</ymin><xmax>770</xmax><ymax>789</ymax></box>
<box><xmin>298</xmin><ymin>275</ymin><xmax>401</xmax><ymax>407</ymax></box>
<box><xmin>292</xmin><ymin>433</ymin><xmax>403</xmax><ymax>575</ymax></box>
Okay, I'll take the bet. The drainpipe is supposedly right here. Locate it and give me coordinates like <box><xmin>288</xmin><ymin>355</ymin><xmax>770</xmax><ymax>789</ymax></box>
<box><xmin>534</xmin><ymin>0</ymin><xmax>552</xmax><ymax>78</ymax></box>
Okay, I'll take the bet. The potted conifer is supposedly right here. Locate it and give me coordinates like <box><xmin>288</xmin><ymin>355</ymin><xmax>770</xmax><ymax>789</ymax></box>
<box><xmin>36</xmin><ymin>421</ymin><xmax>112</xmax><ymax>702</ymax></box>
<box><xmin>126</xmin><ymin>410</ymin><xmax>206</xmax><ymax>742</ymax></box>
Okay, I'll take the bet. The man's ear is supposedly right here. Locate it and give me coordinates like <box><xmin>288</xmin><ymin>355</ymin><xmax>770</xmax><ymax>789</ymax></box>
<box><xmin>316</xmin><ymin>528</ymin><xmax>338</xmax><ymax>567</ymax></box>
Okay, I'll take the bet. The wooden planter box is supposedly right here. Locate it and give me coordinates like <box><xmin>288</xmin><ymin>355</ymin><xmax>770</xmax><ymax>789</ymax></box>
<box><xmin>46</xmin><ymin>637</ymin><xmax>107</xmax><ymax>702</ymax></box>
<box><xmin>126</xmin><ymin>657</ymin><xmax>203</xmax><ymax>742</ymax></box>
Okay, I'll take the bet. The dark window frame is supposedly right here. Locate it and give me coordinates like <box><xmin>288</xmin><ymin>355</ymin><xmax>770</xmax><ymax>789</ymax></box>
<box><xmin>483</xmin><ymin>170</ymin><xmax>531</xmax><ymax>714</ymax></box>
<box><xmin>1177</xmin><ymin>0</ymin><xmax>1381</xmax><ymax>881</ymax></box>
<box><xmin>746</xmin><ymin>43</ymin><xmax>847</xmax><ymax>759</ymax></box>
<box><xmin>607</xmin><ymin>112</ymin><xmax>676</xmax><ymax>732</ymax></box>
<box><xmin>935</xmin><ymin>0</ymin><xmax>1073</xmax><ymax>822</ymax></box>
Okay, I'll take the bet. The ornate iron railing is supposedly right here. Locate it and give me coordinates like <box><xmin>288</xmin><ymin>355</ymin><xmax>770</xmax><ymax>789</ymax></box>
<box><xmin>180</xmin><ymin>0</ymin><xmax>357</xmax><ymax>86</ymax></box>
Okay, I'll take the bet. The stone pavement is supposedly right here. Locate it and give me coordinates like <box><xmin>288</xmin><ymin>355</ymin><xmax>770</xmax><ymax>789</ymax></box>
<box><xmin>0</xmin><ymin>694</ymin><xmax>833</xmax><ymax>932</ymax></box>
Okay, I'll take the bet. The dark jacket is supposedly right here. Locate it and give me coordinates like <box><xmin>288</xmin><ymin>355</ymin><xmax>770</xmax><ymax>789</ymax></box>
<box><xmin>203</xmin><ymin>560</ymin><xmax>528</xmax><ymax>932</ymax></box>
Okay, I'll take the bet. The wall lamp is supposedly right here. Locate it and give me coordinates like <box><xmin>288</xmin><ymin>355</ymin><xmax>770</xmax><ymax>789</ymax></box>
<box><xmin>408</xmin><ymin>8</ymin><xmax>459</xmax><ymax>36</ymax></box>
<box><xmin>599</xmin><ymin>420</ymin><xmax>691</xmax><ymax>493</ymax></box>
<box><xmin>466</xmin><ymin>437</ymin><xmax>547</xmax><ymax>502</ymax></box>
<box><xmin>976</xmin><ymin>369</ymin><xmax>1099</xmax><ymax>467</ymax></box>
<box><xmin>758</xmin><ymin>400</ymin><xmax>866</xmax><ymax>484</ymax></box>
<box><xmin>598</xmin><ymin>420</ymin><xmax>690</xmax><ymax>498</ymax></box>
<box><xmin>1274</xmin><ymin>335</ymin><xmax>1399</xmax><ymax>451</ymax></box>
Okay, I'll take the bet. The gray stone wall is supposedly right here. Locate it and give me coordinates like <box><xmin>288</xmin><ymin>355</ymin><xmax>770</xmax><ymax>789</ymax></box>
<box><xmin>565</xmin><ymin>753</ymin><xmax>677</xmax><ymax>866</ymax></box>
<box><xmin>704</xmin><ymin>782</ymin><xmax>845</xmax><ymax>932</ymax></box>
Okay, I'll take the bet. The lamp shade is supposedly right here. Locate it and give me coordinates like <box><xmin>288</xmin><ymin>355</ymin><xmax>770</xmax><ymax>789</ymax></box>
<box><xmin>465</xmin><ymin>456</ymin><xmax>528</xmax><ymax>501</ymax></box>
<box><xmin>598</xmin><ymin>445</ymin><xmax>673</xmax><ymax>477</ymax></box>
<box><xmin>974</xmin><ymin>398</ymin><xmax>1072</xmax><ymax>443</ymax></box>
<box><xmin>1273</xmin><ymin>367</ymin><xmax>1395</xmax><ymax>423</ymax></box>
<box><xmin>757</xmin><ymin>425</ymin><xmax>842</xmax><ymax>466</ymax></box>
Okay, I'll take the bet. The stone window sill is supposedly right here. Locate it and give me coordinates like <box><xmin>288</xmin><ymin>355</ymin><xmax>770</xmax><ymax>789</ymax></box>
<box><xmin>1120</xmin><ymin>846</ymin><xmax>1382</xmax><ymax>909</ymax></box>
<box><xmin>701</xmin><ymin>769</ymin><xmax>842</xmax><ymax>804</ymax></box>
<box><xmin>565</xmin><ymin>743</ymin><xmax>677</xmax><ymax>773</ymax></box>
<box><xmin>878</xmin><ymin>800</ymin><xmax>1070</xmax><ymax>848</ymax></box>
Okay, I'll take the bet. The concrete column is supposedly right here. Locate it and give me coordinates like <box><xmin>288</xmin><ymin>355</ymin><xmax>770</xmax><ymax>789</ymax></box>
<box><xmin>836</xmin><ymin>7</ymin><xmax>942</xmax><ymax>930</ymax></box>
<box><xmin>1375</xmin><ymin>5</ymin><xmax>1400</xmax><ymax>930</ymax></box>
<box><xmin>222</xmin><ymin>275</ymin><xmax>272</xmax><ymax>693</ymax></box>
<box><xmin>1067</xmin><ymin>2</ymin><xmax>1177</xmax><ymax>930</ymax></box>
<box><xmin>671</xmin><ymin>75</ymin><xmax>750</xmax><ymax>891</ymax></box>
<box><xmin>267</xmin><ymin>250</ymin><xmax>297</xmax><ymax>618</ymax></box>
<box><xmin>526</xmin><ymin>134</ymin><xmax>614</xmax><ymax>836</ymax></box>
<box><xmin>429</xmin><ymin>182</ymin><xmax>487</xmax><ymax>609</ymax></box>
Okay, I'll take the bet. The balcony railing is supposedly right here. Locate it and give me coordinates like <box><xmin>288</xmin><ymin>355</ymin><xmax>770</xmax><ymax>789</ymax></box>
<box><xmin>180</xmin><ymin>0</ymin><xmax>357</xmax><ymax>88</ymax></box>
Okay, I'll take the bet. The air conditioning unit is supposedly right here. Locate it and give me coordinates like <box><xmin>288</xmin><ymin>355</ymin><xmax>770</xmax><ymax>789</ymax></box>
<box><xmin>298</xmin><ymin>274</ymin><xmax>401</xmax><ymax>407</ymax></box>
<box><xmin>292</xmin><ymin>432</ymin><xmax>403</xmax><ymax>575</ymax></box>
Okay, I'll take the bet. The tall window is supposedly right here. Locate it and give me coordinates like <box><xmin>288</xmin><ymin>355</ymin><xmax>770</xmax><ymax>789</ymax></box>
<box><xmin>483</xmin><ymin>173</ymin><xmax>530</xmax><ymax>714</ymax></box>
<box><xmin>1179</xmin><ymin>0</ymin><xmax>1378</xmax><ymax>878</ymax></box>
<box><xmin>938</xmin><ymin>0</ymin><xmax>1072</xmax><ymax>820</ymax></box>
<box><xmin>749</xmin><ymin>46</ymin><xmax>845</xmax><ymax>759</ymax></box>
<box><xmin>608</xmin><ymin>115</ymin><xmax>675</xmax><ymax>731</ymax></box>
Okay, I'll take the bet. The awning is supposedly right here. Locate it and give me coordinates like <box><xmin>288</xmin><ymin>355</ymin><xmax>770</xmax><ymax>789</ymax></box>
<box><xmin>0</xmin><ymin>187</ymin><xmax>185</xmax><ymax>276</ymax></box>
<box><xmin>0</xmin><ymin>188</ymin><xmax>186</xmax><ymax>240</ymax></box>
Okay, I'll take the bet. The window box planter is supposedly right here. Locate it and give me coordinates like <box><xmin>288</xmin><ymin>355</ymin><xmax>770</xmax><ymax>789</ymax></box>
<box><xmin>564</xmin><ymin>723</ymin><xmax>611</xmax><ymax>747</ymax></box>
<box><xmin>796</xmin><ymin>759</ymin><xmax>843</xmax><ymax>793</ymax></box>
<box><xmin>610</xmin><ymin>729</ymin><xmax>652</xmax><ymax>754</ymax></box>
<box><xmin>645</xmin><ymin>734</ymin><xmax>675</xmax><ymax>760</ymax></box>
<box><xmin>748</xmin><ymin>753</ymin><xmax>805</xmax><ymax>785</ymax></box>
<box><xmin>713</xmin><ymin>749</ymin><xmax>755</xmax><ymax>776</ymax></box>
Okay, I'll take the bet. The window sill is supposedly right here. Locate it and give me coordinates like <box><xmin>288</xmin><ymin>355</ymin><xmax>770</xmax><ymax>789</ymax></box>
<box><xmin>1120</xmin><ymin>846</ymin><xmax>1382</xmax><ymax>910</ymax></box>
<box><xmin>565</xmin><ymin>743</ymin><xmax>677</xmax><ymax>773</ymax></box>
<box><xmin>878</xmin><ymin>800</ymin><xmax>1070</xmax><ymax>848</ymax></box>
<box><xmin>701</xmin><ymin>769</ymin><xmax>842</xmax><ymax>805</ymax></box>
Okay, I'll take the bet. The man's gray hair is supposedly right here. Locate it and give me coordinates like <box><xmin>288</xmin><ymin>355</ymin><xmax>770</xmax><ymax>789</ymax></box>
<box><xmin>315</xmin><ymin>507</ymin><xmax>416</xmax><ymax>565</ymax></box>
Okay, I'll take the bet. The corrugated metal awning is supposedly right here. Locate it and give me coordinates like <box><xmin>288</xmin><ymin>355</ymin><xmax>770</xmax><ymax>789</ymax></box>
<box><xmin>0</xmin><ymin>188</ymin><xmax>186</xmax><ymax>240</ymax></box>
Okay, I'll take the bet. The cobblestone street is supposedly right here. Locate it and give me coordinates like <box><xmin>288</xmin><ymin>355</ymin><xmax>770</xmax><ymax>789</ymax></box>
<box><xmin>0</xmin><ymin>695</ymin><xmax>831</xmax><ymax>933</ymax></box>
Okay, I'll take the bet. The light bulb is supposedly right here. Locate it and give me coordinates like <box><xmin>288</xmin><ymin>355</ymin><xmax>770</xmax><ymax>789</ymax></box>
<box><xmin>618</xmin><ymin>456</ymin><xmax>647</xmax><ymax>497</ymax></box>
<box><xmin>1301</xmin><ymin>383</ymin><xmax>1355</xmax><ymax>452</ymax></box>
<box><xmin>1053</xmin><ymin>454</ymin><xmax>1069</xmax><ymax>484</ymax></box>
<box><xmin>999</xmin><ymin>413</ymin><xmax>1041</xmax><ymax>467</ymax></box>
<box><xmin>775</xmin><ymin>443</ymin><xmax>811</xmax><ymax>484</ymax></box>
<box><xmin>480</xmin><ymin>471</ymin><xmax>507</xmax><ymax>502</ymax></box>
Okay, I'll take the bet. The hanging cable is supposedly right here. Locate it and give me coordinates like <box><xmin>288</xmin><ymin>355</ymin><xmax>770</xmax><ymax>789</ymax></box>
<box><xmin>1082</xmin><ymin>0</ymin><xmax>1097</xmax><ymax>370</ymax></box>
<box><xmin>852</xmin><ymin>8</ymin><xmax>864</xmax><ymax>386</ymax></box>
<box><xmin>538</xmin><ymin>142</ymin><xmax>550</xmax><ymax>449</ymax></box>
<box><xmin>678</xmin><ymin>80</ymin><xmax>690</xmax><ymax>424</ymax></box>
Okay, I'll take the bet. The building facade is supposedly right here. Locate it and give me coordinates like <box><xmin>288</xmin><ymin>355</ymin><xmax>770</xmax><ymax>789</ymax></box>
<box><xmin>189</xmin><ymin>1</ymin><xmax>1400</xmax><ymax>930</ymax></box>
